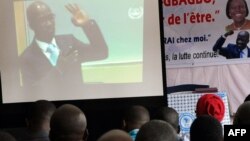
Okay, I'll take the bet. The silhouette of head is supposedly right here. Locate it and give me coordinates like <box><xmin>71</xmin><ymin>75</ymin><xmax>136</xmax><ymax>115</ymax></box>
<box><xmin>49</xmin><ymin>104</ymin><xmax>87</xmax><ymax>141</ymax></box>
<box><xmin>190</xmin><ymin>115</ymin><xmax>223</xmax><ymax>141</ymax></box>
<box><xmin>26</xmin><ymin>100</ymin><xmax>56</xmax><ymax>132</ymax></box>
<box><xmin>135</xmin><ymin>120</ymin><xmax>177</xmax><ymax>141</ymax></box>
<box><xmin>154</xmin><ymin>107</ymin><xmax>180</xmax><ymax>133</ymax></box>
<box><xmin>123</xmin><ymin>105</ymin><xmax>150</xmax><ymax>132</ymax></box>
<box><xmin>233</xmin><ymin>101</ymin><xmax>250</xmax><ymax>125</ymax></box>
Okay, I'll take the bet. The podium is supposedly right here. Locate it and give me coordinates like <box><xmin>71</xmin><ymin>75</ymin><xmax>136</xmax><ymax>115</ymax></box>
<box><xmin>167</xmin><ymin>91</ymin><xmax>231</xmax><ymax>134</ymax></box>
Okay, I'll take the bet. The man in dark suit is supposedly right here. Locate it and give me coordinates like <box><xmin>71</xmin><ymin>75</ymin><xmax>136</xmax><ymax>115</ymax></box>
<box><xmin>213</xmin><ymin>30</ymin><xmax>250</xmax><ymax>59</ymax></box>
<box><xmin>19</xmin><ymin>1</ymin><xmax>108</xmax><ymax>93</ymax></box>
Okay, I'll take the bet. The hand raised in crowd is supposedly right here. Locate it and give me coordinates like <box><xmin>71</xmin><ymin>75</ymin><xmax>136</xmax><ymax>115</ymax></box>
<box><xmin>65</xmin><ymin>4</ymin><xmax>90</xmax><ymax>27</ymax></box>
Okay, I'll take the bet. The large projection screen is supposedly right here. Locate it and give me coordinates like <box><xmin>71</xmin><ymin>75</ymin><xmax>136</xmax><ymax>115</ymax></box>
<box><xmin>0</xmin><ymin>0</ymin><xmax>165</xmax><ymax>103</ymax></box>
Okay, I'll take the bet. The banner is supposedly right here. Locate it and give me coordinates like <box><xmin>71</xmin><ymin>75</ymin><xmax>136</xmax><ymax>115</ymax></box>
<box><xmin>163</xmin><ymin>0</ymin><xmax>250</xmax><ymax>68</ymax></box>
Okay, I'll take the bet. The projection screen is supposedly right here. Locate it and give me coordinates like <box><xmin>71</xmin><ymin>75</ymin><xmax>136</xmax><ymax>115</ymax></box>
<box><xmin>0</xmin><ymin>0</ymin><xmax>165</xmax><ymax>103</ymax></box>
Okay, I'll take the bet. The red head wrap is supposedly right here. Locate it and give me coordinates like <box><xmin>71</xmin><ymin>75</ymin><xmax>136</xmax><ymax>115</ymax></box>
<box><xmin>196</xmin><ymin>94</ymin><xmax>225</xmax><ymax>122</ymax></box>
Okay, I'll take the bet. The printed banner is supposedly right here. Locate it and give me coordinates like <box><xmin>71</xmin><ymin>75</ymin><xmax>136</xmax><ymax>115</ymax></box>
<box><xmin>163</xmin><ymin>0</ymin><xmax>250</xmax><ymax>68</ymax></box>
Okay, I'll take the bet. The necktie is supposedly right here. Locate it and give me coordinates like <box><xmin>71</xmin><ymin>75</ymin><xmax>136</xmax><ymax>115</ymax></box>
<box><xmin>46</xmin><ymin>44</ymin><xmax>58</xmax><ymax>66</ymax></box>
<box><xmin>240</xmin><ymin>51</ymin><xmax>244</xmax><ymax>58</ymax></box>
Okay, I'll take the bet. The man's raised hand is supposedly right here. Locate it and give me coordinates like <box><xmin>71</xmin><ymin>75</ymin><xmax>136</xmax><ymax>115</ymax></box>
<box><xmin>65</xmin><ymin>4</ymin><xmax>89</xmax><ymax>27</ymax></box>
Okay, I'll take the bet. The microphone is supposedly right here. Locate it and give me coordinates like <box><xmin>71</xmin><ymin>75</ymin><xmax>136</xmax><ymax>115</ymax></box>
<box><xmin>224</xmin><ymin>30</ymin><xmax>234</xmax><ymax>37</ymax></box>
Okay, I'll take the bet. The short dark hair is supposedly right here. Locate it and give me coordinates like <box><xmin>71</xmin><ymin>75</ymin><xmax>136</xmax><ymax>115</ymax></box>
<box><xmin>190</xmin><ymin>115</ymin><xmax>223</xmax><ymax>141</ymax></box>
<box><xmin>233</xmin><ymin>101</ymin><xmax>250</xmax><ymax>125</ymax></box>
<box><xmin>26</xmin><ymin>100</ymin><xmax>56</xmax><ymax>127</ymax></box>
<box><xmin>135</xmin><ymin>120</ymin><xmax>177</xmax><ymax>141</ymax></box>
<box><xmin>123</xmin><ymin>105</ymin><xmax>150</xmax><ymax>125</ymax></box>
<box><xmin>49</xmin><ymin>104</ymin><xmax>87</xmax><ymax>141</ymax></box>
<box><xmin>154</xmin><ymin>107</ymin><xmax>179</xmax><ymax>133</ymax></box>
<box><xmin>226</xmin><ymin>0</ymin><xmax>249</xmax><ymax>19</ymax></box>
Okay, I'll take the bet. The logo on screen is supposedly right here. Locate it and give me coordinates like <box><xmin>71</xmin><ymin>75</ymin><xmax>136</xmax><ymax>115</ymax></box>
<box><xmin>179</xmin><ymin>113</ymin><xmax>195</xmax><ymax>133</ymax></box>
<box><xmin>128</xmin><ymin>7</ymin><xmax>143</xmax><ymax>19</ymax></box>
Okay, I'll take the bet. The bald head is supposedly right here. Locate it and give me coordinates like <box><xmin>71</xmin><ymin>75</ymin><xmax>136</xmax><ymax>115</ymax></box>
<box><xmin>233</xmin><ymin>101</ymin><xmax>250</xmax><ymax>125</ymax></box>
<box><xmin>97</xmin><ymin>129</ymin><xmax>132</xmax><ymax>141</ymax></box>
<box><xmin>236</xmin><ymin>31</ymin><xmax>250</xmax><ymax>50</ymax></box>
<box><xmin>49</xmin><ymin>104</ymin><xmax>87</xmax><ymax>141</ymax></box>
<box><xmin>27</xmin><ymin>1</ymin><xmax>53</xmax><ymax>28</ymax></box>
<box><xmin>26</xmin><ymin>0</ymin><xmax>55</xmax><ymax>42</ymax></box>
<box><xmin>123</xmin><ymin>105</ymin><xmax>150</xmax><ymax>131</ymax></box>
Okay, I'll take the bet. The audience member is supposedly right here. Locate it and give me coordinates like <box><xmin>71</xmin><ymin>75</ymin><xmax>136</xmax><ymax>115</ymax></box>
<box><xmin>154</xmin><ymin>107</ymin><xmax>184</xmax><ymax>141</ymax></box>
<box><xmin>233</xmin><ymin>101</ymin><xmax>250</xmax><ymax>125</ymax></box>
<box><xmin>122</xmin><ymin>105</ymin><xmax>150</xmax><ymax>141</ymax></box>
<box><xmin>7</xmin><ymin>100</ymin><xmax>56</xmax><ymax>141</ymax></box>
<box><xmin>97</xmin><ymin>129</ymin><xmax>132</xmax><ymax>141</ymax></box>
<box><xmin>190</xmin><ymin>115</ymin><xmax>223</xmax><ymax>141</ymax></box>
<box><xmin>26</xmin><ymin>100</ymin><xmax>56</xmax><ymax>133</ymax></box>
<box><xmin>49</xmin><ymin>104</ymin><xmax>88</xmax><ymax>141</ymax></box>
<box><xmin>154</xmin><ymin>107</ymin><xmax>180</xmax><ymax>133</ymax></box>
<box><xmin>196</xmin><ymin>94</ymin><xmax>225</xmax><ymax>122</ymax></box>
<box><xmin>135</xmin><ymin>120</ymin><xmax>177</xmax><ymax>141</ymax></box>
<box><xmin>0</xmin><ymin>131</ymin><xmax>16</xmax><ymax>141</ymax></box>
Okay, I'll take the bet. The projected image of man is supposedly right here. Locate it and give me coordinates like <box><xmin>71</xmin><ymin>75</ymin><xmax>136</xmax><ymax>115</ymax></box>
<box><xmin>213</xmin><ymin>30</ymin><xmax>250</xmax><ymax>59</ymax></box>
<box><xmin>20</xmin><ymin>1</ymin><xmax>108</xmax><ymax>89</ymax></box>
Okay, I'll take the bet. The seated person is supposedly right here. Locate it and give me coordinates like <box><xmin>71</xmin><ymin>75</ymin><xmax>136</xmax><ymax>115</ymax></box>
<box><xmin>233</xmin><ymin>101</ymin><xmax>250</xmax><ymax>125</ymax></box>
<box><xmin>196</xmin><ymin>94</ymin><xmax>225</xmax><ymax>122</ymax></box>
<box><xmin>190</xmin><ymin>115</ymin><xmax>223</xmax><ymax>141</ymax></box>
<box><xmin>153</xmin><ymin>107</ymin><xmax>183</xmax><ymax>141</ymax></box>
<box><xmin>6</xmin><ymin>100</ymin><xmax>56</xmax><ymax>141</ymax></box>
<box><xmin>135</xmin><ymin>120</ymin><xmax>177</xmax><ymax>141</ymax></box>
<box><xmin>49</xmin><ymin>104</ymin><xmax>88</xmax><ymax>141</ymax></box>
<box><xmin>122</xmin><ymin>105</ymin><xmax>150</xmax><ymax>140</ymax></box>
